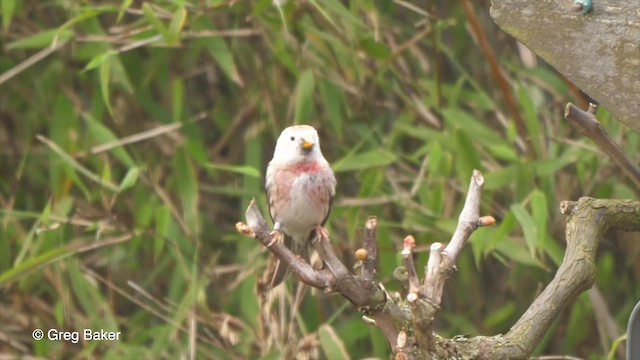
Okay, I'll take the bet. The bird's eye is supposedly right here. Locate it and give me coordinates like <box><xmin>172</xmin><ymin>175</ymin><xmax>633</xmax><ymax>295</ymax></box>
<box><xmin>290</xmin><ymin>136</ymin><xmax>295</xmax><ymax>141</ymax></box>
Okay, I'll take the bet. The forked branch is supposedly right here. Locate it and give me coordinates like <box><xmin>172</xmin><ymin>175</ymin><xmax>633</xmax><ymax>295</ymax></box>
<box><xmin>236</xmin><ymin>171</ymin><xmax>640</xmax><ymax>359</ymax></box>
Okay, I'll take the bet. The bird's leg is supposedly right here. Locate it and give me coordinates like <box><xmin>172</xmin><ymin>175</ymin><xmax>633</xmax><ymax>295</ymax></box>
<box><xmin>267</xmin><ymin>221</ymin><xmax>283</xmax><ymax>247</ymax></box>
<box><xmin>314</xmin><ymin>224</ymin><xmax>330</xmax><ymax>243</ymax></box>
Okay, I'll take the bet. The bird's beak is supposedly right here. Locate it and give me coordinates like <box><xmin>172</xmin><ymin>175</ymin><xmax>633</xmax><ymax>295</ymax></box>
<box><xmin>301</xmin><ymin>140</ymin><xmax>314</xmax><ymax>150</ymax></box>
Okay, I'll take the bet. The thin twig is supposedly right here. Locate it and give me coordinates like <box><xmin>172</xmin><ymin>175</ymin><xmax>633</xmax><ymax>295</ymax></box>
<box><xmin>442</xmin><ymin>169</ymin><xmax>485</xmax><ymax>260</ymax></box>
<box><xmin>394</xmin><ymin>0</ymin><xmax>430</xmax><ymax>16</ymax></box>
<box><xmin>0</xmin><ymin>41</ymin><xmax>68</xmax><ymax>86</ymax></box>
<box><xmin>118</xmin><ymin>34</ymin><xmax>163</xmax><ymax>53</ymax></box>
<box><xmin>401</xmin><ymin>235</ymin><xmax>421</xmax><ymax>298</ymax></box>
<box><xmin>361</xmin><ymin>216</ymin><xmax>378</xmax><ymax>283</ymax></box>
<box><xmin>239</xmin><ymin>198</ymin><xmax>400</xmax><ymax>351</ymax></box>
<box><xmin>76</xmin><ymin>113</ymin><xmax>207</xmax><ymax>158</ymax></box>
<box><xmin>36</xmin><ymin>135</ymin><xmax>120</xmax><ymax>192</ymax></box>
<box><xmin>239</xmin><ymin>200</ymin><xmax>333</xmax><ymax>288</ymax></box>
<box><xmin>84</xmin><ymin>267</ymin><xmax>232</xmax><ymax>352</ymax></box>
<box><xmin>564</xmin><ymin>102</ymin><xmax>640</xmax><ymax>188</ymax></box>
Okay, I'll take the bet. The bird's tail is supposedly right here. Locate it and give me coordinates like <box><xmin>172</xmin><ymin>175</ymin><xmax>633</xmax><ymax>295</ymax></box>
<box><xmin>269</xmin><ymin>234</ymin><xmax>309</xmax><ymax>288</ymax></box>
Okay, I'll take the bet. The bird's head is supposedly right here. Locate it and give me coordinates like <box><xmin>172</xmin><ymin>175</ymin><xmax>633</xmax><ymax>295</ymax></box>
<box><xmin>272</xmin><ymin>125</ymin><xmax>324</xmax><ymax>163</ymax></box>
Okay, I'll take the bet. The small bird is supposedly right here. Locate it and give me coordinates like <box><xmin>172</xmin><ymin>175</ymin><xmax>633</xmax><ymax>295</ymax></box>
<box><xmin>265</xmin><ymin>125</ymin><xmax>336</xmax><ymax>287</ymax></box>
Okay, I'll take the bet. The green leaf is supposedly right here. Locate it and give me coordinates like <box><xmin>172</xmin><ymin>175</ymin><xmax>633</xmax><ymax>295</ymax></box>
<box><xmin>483</xmin><ymin>301</ymin><xmax>516</xmax><ymax>330</ymax></box>
<box><xmin>67</xmin><ymin>259</ymin><xmax>117</xmax><ymax>329</ymax></box>
<box><xmin>443</xmin><ymin>108</ymin><xmax>504</xmax><ymax>147</ymax></box>
<box><xmin>50</xmin><ymin>95</ymin><xmax>77</xmax><ymax>196</ymax></box>
<box><xmin>117</xmin><ymin>0</ymin><xmax>134</xmax><ymax>23</ymax></box>
<box><xmin>319</xmin><ymin>324</ymin><xmax>351</xmax><ymax>360</ymax></box>
<box><xmin>530</xmin><ymin>190</ymin><xmax>548</xmax><ymax>246</ymax></box>
<box><xmin>531</xmin><ymin>158</ymin><xmax>574</xmax><ymax>177</ymax></box>
<box><xmin>453</xmin><ymin>128</ymin><xmax>481</xmax><ymax>180</ymax></box>
<box><xmin>333</xmin><ymin>149</ymin><xmax>397</xmax><ymax>172</ymax></box>
<box><xmin>204</xmin><ymin>163</ymin><xmax>260</xmax><ymax>178</ymax></box>
<box><xmin>100</xmin><ymin>56</ymin><xmax>113</xmax><ymax>116</ymax></box>
<box><xmin>175</xmin><ymin>148</ymin><xmax>200</xmax><ymax>236</ymax></box>
<box><xmin>172</xmin><ymin>78</ymin><xmax>184</xmax><ymax>122</ymax></box>
<box><xmin>83</xmin><ymin>49</ymin><xmax>118</xmax><ymax>72</ymax></box>
<box><xmin>359</xmin><ymin>37</ymin><xmax>391</xmax><ymax>60</ymax></box>
<box><xmin>488</xmin><ymin>144</ymin><xmax>519</xmax><ymax>162</ymax></box>
<box><xmin>37</xmin><ymin>135</ymin><xmax>119</xmax><ymax>192</ymax></box>
<box><xmin>1</xmin><ymin>234</ymin><xmax>131</xmax><ymax>286</ymax></box>
<box><xmin>494</xmin><ymin>237</ymin><xmax>545</xmax><ymax>268</ymax></box>
<box><xmin>517</xmin><ymin>83</ymin><xmax>542</xmax><ymax>158</ymax></box>
<box><xmin>154</xmin><ymin>206</ymin><xmax>172</xmax><ymax>259</ymax></box>
<box><xmin>1</xmin><ymin>0</ymin><xmax>16</xmax><ymax>31</ymax></box>
<box><xmin>119</xmin><ymin>167</ymin><xmax>140</xmax><ymax>192</ymax></box>
<box><xmin>7</xmin><ymin>28</ymin><xmax>74</xmax><ymax>49</ymax></box>
<box><xmin>510</xmin><ymin>204</ymin><xmax>538</xmax><ymax>255</ymax></box>
<box><xmin>201</xmin><ymin>36</ymin><xmax>243</xmax><ymax>86</ymax></box>
<box><xmin>142</xmin><ymin>3</ymin><xmax>168</xmax><ymax>40</ymax></box>
<box><xmin>607</xmin><ymin>334</ymin><xmax>627</xmax><ymax>360</ymax></box>
<box><xmin>294</xmin><ymin>70</ymin><xmax>316</xmax><ymax>124</ymax></box>
<box><xmin>317</xmin><ymin>0</ymin><xmax>365</xmax><ymax>28</ymax></box>
<box><xmin>12</xmin><ymin>209</ymin><xmax>43</xmax><ymax>267</ymax></box>
<box><xmin>82</xmin><ymin>113</ymin><xmax>136</xmax><ymax>167</ymax></box>
<box><xmin>319</xmin><ymin>80</ymin><xmax>345</xmax><ymax>138</ymax></box>
<box><xmin>55</xmin><ymin>9</ymin><xmax>101</xmax><ymax>41</ymax></box>
<box><xmin>0</xmin><ymin>247</ymin><xmax>71</xmax><ymax>285</ymax></box>
<box><xmin>167</xmin><ymin>7</ymin><xmax>187</xmax><ymax>44</ymax></box>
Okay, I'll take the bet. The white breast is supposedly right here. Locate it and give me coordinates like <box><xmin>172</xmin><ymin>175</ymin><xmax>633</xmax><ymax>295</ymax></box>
<box><xmin>278</xmin><ymin>173</ymin><xmax>327</xmax><ymax>238</ymax></box>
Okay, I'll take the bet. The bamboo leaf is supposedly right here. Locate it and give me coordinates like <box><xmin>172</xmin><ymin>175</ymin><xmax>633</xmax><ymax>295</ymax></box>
<box><xmin>36</xmin><ymin>135</ymin><xmax>119</xmax><ymax>192</ymax></box>
<box><xmin>333</xmin><ymin>149</ymin><xmax>397</xmax><ymax>172</ymax></box>
<box><xmin>117</xmin><ymin>0</ymin><xmax>134</xmax><ymax>23</ymax></box>
<box><xmin>205</xmin><ymin>164</ymin><xmax>260</xmax><ymax>178</ymax></box>
<box><xmin>83</xmin><ymin>50</ymin><xmax>118</xmax><ymax>72</ymax></box>
<box><xmin>294</xmin><ymin>70</ymin><xmax>316</xmax><ymax>124</ymax></box>
<box><xmin>1</xmin><ymin>0</ymin><xmax>16</xmax><ymax>31</ymax></box>
<box><xmin>319</xmin><ymin>324</ymin><xmax>351</xmax><ymax>360</ymax></box>
<box><xmin>175</xmin><ymin>148</ymin><xmax>199</xmax><ymax>236</ymax></box>
<box><xmin>100</xmin><ymin>56</ymin><xmax>114</xmax><ymax>116</ymax></box>
<box><xmin>82</xmin><ymin>113</ymin><xmax>136</xmax><ymax>167</ymax></box>
<box><xmin>167</xmin><ymin>7</ymin><xmax>187</xmax><ymax>44</ymax></box>
<box><xmin>119</xmin><ymin>167</ymin><xmax>140</xmax><ymax>191</ymax></box>
<box><xmin>142</xmin><ymin>3</ymin><xmax>168</xmax><ymax>38</ymax></box>
<box><xmin>510</xmin><ymin>204</ymin><xmax>538</xmax><ymax>256</ymax></box>
<box><xmin>7</xmin><ymin>28</ymin><xmax>73</xmax><ymax>49</ymax></box>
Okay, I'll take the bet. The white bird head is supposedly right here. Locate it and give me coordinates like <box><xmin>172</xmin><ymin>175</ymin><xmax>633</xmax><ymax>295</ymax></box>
<box><xmin>272</xmin><ymin>125</ymin><xmax>325</xmax><ymax>164</ymax></box>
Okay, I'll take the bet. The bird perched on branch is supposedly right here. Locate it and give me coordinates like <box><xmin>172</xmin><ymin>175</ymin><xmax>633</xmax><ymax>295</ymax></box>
<box><xmin>265</xmin><ymin>125</ymin><xmax>336</xmax><ymax>287</ymax></box>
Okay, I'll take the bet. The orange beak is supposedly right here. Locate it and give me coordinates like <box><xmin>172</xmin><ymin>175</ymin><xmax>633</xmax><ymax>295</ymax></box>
<box><xmin>301</xmin><ymin>140</ymin><xmax>314</xmax><ymax>149</ymax></box>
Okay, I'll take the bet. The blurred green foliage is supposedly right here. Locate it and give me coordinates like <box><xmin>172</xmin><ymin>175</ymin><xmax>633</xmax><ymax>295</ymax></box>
<box><xmin>0</xmin><ymin>1</ymin><xmax>638</xmax><ymax>359</ymax></box>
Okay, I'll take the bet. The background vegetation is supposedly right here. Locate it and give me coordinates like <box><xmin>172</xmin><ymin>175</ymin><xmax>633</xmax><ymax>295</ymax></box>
<box><xmin>1</xmin><ymin>0</ymin><xmax>638</xmax><ymax>359</ymax></box>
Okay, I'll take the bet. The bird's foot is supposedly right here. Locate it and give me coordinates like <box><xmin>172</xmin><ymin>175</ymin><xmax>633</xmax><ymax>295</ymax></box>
<box><xmin>315</xmin><ymin>225</ymin><xmax>329</xmax><ymax>241</ymax></box>
<box><xmin>267</xmin><ymin>229</ymin><xmax>282</xmax><ymax>247</ymax></box>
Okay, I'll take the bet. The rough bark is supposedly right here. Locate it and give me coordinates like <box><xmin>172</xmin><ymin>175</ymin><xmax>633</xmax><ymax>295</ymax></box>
<box><xmin>490</xmin><ymin>0</ymin><xmax>640</xmax><ymax>133</ymax></box>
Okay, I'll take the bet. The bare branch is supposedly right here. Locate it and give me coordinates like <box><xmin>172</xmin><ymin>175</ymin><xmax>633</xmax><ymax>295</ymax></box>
<box><xmin>423</xmin><ymin>242</ymin><xmax>443</xmax><ymax>300</ymax></box>
<box><xmin>236</xmin><ymin>179</ymin><xmax>640</xmax><ymax>359</ymax></box>
<box><xmin>433</xmin><ymin>198</ymin><xmax>639</xmax><ymax>358</ymax></box>
<box><xmin>401</xmin><ymin>235</ymin><xmax>421</xmax><ymax>298</ymax></box>
<box><xmin>238</xmin><ymin>198</ymin><xmax>400</xmax><ymax>350</ymax></box>
<box><xmin>424</xmin><ymin>169</ymin><xmax>485</xmax><ymax>308</ymax></box>
<box><xmin>564</xmin><ymin>102</ymin><xmax>640</xmax><ymax>189</ymax></box>
<box><xmin>502</xmin><ymin>198</ymin><xmax>640</xmax><ymax>356</ymax></box>
<box><xmin>240</xmin><ymin>199</ymin><xmax>332</xmax><ymax>288</ymax></box>
<box><xmin>443</xmin><ymin>169</ymin><xmax>484</xmax><ymax>261</ymax></box>
<box><xmin>361</xmin><ymin>216</ymin><xmax>378</xmax><ymax>283</ymax></box>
